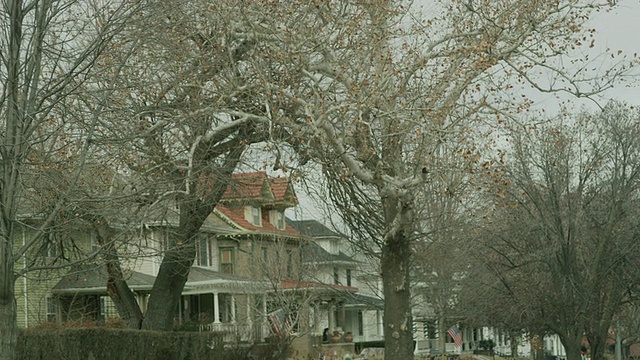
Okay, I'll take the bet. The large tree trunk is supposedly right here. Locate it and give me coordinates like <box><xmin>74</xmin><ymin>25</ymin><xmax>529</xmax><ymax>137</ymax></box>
<box><xmin>95</xmin><ymin>224</ymin><xmax>144</xmax><ymax>329</ymax></box>
<box><xmin>141</xmin><ymin>246</ymin><xmax>196</xmax><ymax>330</ymax></box>
<box><xmin>509</xmin><ymin>331</ymin><xmax>520</xmax><ymax>357</ymax></box>
<box><xmin>381</xmin><ymin>228</ymin><xmax>414</xmax><ymax>359</ymax></box>
<box><xmin>586</xmin><ymin>332</ymin><xmax>607</xmax><ymax>360</ymax></box>
<box><xmin>559</xmin><ymin>333</ymin><xmax>584</xmax><ymax>360</ymax></box>
<box><xmin>437</xmin><ymin>315</ymin><xmax>447</xmax><ymax>353</ymax></box>
<box><xmin>106</xmin><ymin>275</ymin><xmax>143</xmax><ymax>329</ymax></box>
<box><xmin>141</xmin><ymin>199</ymin><xmax>206</xmax><ymax>331</ymax></box>
<box><xmin>0</xmin><ymin>273</ymin><xmax>17</xmax><ymax>360</ymax></box>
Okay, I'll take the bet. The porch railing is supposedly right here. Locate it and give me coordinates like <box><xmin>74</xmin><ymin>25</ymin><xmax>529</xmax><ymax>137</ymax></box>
<box><xmin>198</xmin><ymin>322</ymin><xmax>271</xmax><ymax>343</ymax></box>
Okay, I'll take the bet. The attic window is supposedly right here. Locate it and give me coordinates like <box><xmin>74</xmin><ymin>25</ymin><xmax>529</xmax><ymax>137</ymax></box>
<box><xmin>276</xmin><ymin>211</ymin><xmax>285</xmax><ymax>230</ymax></box>
<box><xmin>251</xmin><ymin>206</ymin><xmax>262</xmax><ymax>226</ymax></box>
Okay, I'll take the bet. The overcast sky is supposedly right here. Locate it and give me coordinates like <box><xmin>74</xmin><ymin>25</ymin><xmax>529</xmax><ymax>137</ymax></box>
<box><xmin>571</xmin><ymin>0</ymin><xmax>640</xmax><ymax>105</ymax></box>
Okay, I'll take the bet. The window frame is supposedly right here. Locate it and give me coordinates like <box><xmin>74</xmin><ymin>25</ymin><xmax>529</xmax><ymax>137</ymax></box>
<box><xmin>46</xmin><ymin>295</ymin><xmax>58</xmax><ymax>322</ymax></box>
<box><xmin>42</xmin><ymin>232</ymin><xmax>58</xmax><ymax>259</ymax></box>
<box><xmin>276</xmin><ymin>210</ymin><xmax>285</xmax><ymax>230</ymax></box>
<box><xmin>219</xmin><ymin>247</ymin><xmax>235</xmax><ymax>274</ymax></box>
<box><xmin>251</xmin><ymin>206</ymin><xmax>262</xmax><ymax>226</ymax></box>
<box><xmin>196</xmin><ymin>234</ymin><xmax>212</xmax><ymax>267</ymax></box>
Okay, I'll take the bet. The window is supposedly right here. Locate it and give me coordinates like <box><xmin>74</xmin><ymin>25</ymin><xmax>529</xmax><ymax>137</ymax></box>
<box><xmin>46</xmin><ymin>296</ymin><xmax>58</xmax><ymax>322</ymax></box>
<box><xmin>160</xmin><ymin>229</ymin><xmax>172</xmax><ymax>252</ymax></box>
<box><xmin>251</xmin><ymin>206</ymin><xmax>262</xmax><ymax>226</ymax></box>
<box><xmin>99</xmin><ymin>296</ymin><xmax>117</xmax><ymax>321</ymax></box>
<box><xmin>196</xmin><ymin>235</ymin><xmax>212</xmax><ymax>267</ymax></box>
<box><xmin>333</xmin><ymin>268</ymin><xmax>339</xmax><ymax>285</ymax></box>
<box><xmin>41</xmin><ymin>232</ymin><xmax>57</xmax><ymax>259</ymax></box>
<box><xmin>276</xmin><ymin>211</ymin><xmax>285</xmax><ymax>230</ymax></box>
<box><xmin>220</xmin><ymin>247</ymin><xmax>234</xmax><ymax>274</ymax></box>
<box><xmin>286</xmin><ymin>249</ymin><xmax>293</xmax><ymax>278</ymax></box>
<box><xmin>358</xmin><ymin>310</ymin><xmax>364</xmax><ymax>336</ymax></box>
<box><xmin>346</xmin><ymin>269</ymin><xmax>352</xmax><ymax>287</ymax></box>
<box><xmin>330</xmin><ymin>239</ymin><xmax>338</xmax><ymax>254</ymax></box>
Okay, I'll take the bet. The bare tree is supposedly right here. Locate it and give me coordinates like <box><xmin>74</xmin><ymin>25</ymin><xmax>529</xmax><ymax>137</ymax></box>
<box><xmin>0</xmin><ymin>0</ymin><xmax>136</xmax><ymax>359</ymax></box>
<box><xmin>79</xmin><ymin>0</ymin><xmax>285</xmax><ymax>331</ymax></box>
<box><xmin>475</xmin><ymin>102</ymin><xmax>640</xmax><ymax>360</ymax></box>
<box><xmin>61</xmin><ymin>3</ymin><xmax>637</xmax><ymax>360</ymax></box>
<box><xmin>213</xmin><ymin>1</ymin><xmax>634</xmax><ymax>358</ymax></box>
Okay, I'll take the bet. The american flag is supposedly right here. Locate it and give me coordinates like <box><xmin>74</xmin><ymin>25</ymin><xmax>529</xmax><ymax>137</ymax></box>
<box><xmin>447</xmin><ymin>324</ymin><xmax>463</xmax><ymax>348</ymax></box>
<box><xmin>268</xmin><ymin>309</ymin><xmax>292</xmax><ymax>338</ymax></box>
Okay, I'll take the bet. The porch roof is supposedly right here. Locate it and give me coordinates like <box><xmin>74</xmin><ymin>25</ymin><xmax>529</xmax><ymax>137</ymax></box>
<box><xmin>280</xmin><ymin>279</ymin><xmax>358</xmax><ymax>297</ymax></box>
<box><xmin>51</xmin><ymin>264</ymin><xmax>156</xmax><ymax>294</ymax></box>
<box><xmin>183</xmin><ymin>266</ymin><xmax>269</xmax><ymax>294</ymax></box>
<box><xmin>301</xmin><ymin>242</ymin><xmax>358</xmax><ymax>265</ymax></box>
<box><xmin>342</xmin><ymin>293</ymin><xmax>384</xmax><ymax>310</ymax></box>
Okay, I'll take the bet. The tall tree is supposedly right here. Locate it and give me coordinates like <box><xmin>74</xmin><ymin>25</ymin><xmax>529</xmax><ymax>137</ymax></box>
<box><xmin>219</xmin><ymin>1</ymin><xmax>632</xmax><ymax>358</ymax></box>
<box><xmin>82</xmin><ymin>0</ymin><xmax>283</xmax><ymax>330</ymax></box>
<box><xmin>475</xmin><ymin>102</ymin><xmax>640</xmax><ymax>360</ymax></box>
<box><xmin>0</xmin><ymin>0</ymin><xmax>135</xmax><ymax>359</ymax></box>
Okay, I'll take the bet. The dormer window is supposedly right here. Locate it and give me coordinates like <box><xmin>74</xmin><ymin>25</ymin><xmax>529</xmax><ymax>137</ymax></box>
<box><xmin>251</xmin><ymin>206</ymin><xmax>262</xmax><ymax>226</ymax></box>
<box><xmin>276</xmin><ymin>211</ymin><xmax>285</xmax><ymax>230</ymax></box>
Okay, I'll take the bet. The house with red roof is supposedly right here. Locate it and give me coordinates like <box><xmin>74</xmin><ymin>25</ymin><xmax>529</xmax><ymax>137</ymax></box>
<box><xmin>33</xmin><ymin>171</ymin><xmax>306</xmax><ymax>342</ymax></box>
<box><xmin>20</xmin><ymin>171</ymin><xmax>376</xmax><ymax>357</ymax></box>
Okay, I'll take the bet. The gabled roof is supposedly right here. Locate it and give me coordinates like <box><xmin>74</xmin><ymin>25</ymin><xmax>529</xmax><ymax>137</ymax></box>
<box><xmin>221</xmin><ymin>172</ymin><xmax>297</xmax><ymax>206</ymax></box>
<box><xmin>287</xmin><ymin>219</ymin><xmax>342</xmax><ymax>238</ymax></box>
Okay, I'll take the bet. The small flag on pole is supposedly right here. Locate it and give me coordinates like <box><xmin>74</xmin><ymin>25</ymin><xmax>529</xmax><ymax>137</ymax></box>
<box><xmin>447</xmin><ymin>324</ymin><xmax>463</xmax><ymax>348</ymax></box>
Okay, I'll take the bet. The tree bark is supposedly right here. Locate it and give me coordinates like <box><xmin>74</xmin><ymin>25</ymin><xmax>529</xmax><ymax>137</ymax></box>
<box><xmin>0</xmin><ymin>278</ymin><xmax>17</xmax><ymax>360</ymax></box>
<box><xmin>92</xmin><ymin>224</ymin><xmax>144</xmax><ymax>329</ymax></box>
<box><xmin>141</xmin><ymin>197</ymin><xmax>208</xmax><ymax>331</ymax></box>
<box><xmin>380</xmin><ymin>195</ymin><xmax>414</xmax><ymax>359</ymax></box>
<box><xmin>141</xmin><ymin>249</ymin><xmax>195</xmax><ymax>330</ymax></box>
<box><xmin>106</xmin><ymin>274</ymin><xmax>143</xmax><ymax>329</ymax></box>
<box><xmin>559</xmin><ymin>333</ymin><xmax>583</xmax><ymax>360</ymax></box>
<box><xmin>381</xmin><ymin>232</ymin><xmax>413</xmax><ymax>358</ymax></box>
<box><xmin>587</xmin><ymin>333</ymin><xmax>607</xmax><ymax>360</ymax></box>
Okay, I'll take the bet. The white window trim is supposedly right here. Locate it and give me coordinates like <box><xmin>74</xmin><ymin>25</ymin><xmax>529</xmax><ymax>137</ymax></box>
<box><xmin>46</xmin><ymin>295</ymin><xmax>58</xmax><ymax>322</ymax></box>
<box><xmin>276</xmin><ymin>211</ymin><xmax>285</xmax><ymax>230</ymax></box>
<box><xmin>251</xmin><ymin>206</ymin><xmax>262</xmax><ymax>226</ymax></box>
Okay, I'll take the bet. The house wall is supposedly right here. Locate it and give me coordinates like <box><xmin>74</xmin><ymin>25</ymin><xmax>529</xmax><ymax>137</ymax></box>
<box><xmin>15</xmin><ymin>227</ymin><xmax>94</xmax><ymax>328</ymax></box>
<box><xmin>239</xmin><ymin>237</ymin><xmax>302</xmax><ymax>280</ymax></box>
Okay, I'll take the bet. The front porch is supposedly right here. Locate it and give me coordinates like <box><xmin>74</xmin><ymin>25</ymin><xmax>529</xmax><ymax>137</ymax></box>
<box><xmin>177</xmin><ymin>292</ymin><xmax>272</xmax><ymax>343</ymax></box>
<box><xmin>179</xmin><ymin>266</ymin><xmax>276</xmax><ymax>342</ymax></box>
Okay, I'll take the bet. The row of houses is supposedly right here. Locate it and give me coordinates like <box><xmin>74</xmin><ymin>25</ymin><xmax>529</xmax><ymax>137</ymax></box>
<box><xmin>15</xmin><ymin>170</ymin><xmax>568</xmax><ymax>358</ymax></box>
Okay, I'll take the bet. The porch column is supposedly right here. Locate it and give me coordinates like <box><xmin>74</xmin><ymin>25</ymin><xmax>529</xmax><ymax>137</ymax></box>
<box><xmin>376</xmin><ymin>310</ymin><xmax>383</xmax><ymax>336</ymax></box>
<box><xmin>246</xmin><ymin>295</ymin><xmax>252</xmax><ymax>326</ymax></box>
<box><xmin>329</xmin><ymin>304</ymin><xmax>336</xmax><ymax>332</ymax></box>
<box><xmin>213</xmin><ymin>292</ymin><xmax>220</xmax><ymax>324</ymax></box>
<box><xmin>262</xmin><ymin>295</ymin><xmax>268</xmax><ymax>331</ymax></box>
<box><xmin>230</xmin><ymin>294</ymin><xmax>236</xmax><ymax>323</ymax></box>
<box><xmin>314</xmin><ymin>302</ymin><xmax>321</xmax><ymax>335</ymax></box>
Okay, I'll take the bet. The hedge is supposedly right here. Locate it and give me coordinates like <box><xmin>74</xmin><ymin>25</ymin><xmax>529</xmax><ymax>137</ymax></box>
<box><xmin>16</xmin><ymin>327</ymin><xmax>228</xmax><ymax>360</ymax></box>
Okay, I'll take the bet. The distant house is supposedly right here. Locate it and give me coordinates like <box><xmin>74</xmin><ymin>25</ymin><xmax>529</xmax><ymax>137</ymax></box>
<box><xmin>288</xmin><ymin>219</ymin><xmax>384</xmax><ymax>346</ymax></box>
